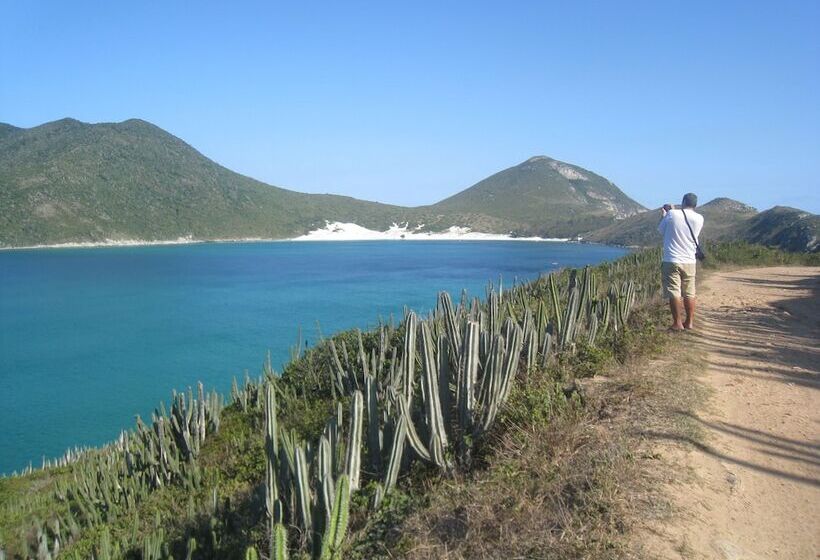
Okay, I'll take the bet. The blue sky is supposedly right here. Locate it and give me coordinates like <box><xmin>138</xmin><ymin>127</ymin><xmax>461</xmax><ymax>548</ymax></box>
<box><xmin>1</xmin><ymin>1</ymin><xmax>818</xmax><ymax>212</ymax></box>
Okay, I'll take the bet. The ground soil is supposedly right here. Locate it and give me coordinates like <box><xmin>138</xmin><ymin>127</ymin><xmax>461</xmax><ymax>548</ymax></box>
<box><xmin>643</xmin><ymin>267</ymin><xmax>820</xmax><ymax>559</ymax></box>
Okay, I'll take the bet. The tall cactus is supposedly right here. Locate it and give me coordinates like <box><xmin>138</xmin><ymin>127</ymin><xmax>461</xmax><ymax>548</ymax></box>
<box><xmin>400</xmin><ymin>312</ymin><xmax>418</xmax><ymax>405</ymax></box>
<box><xmin>264</xmin><ymin>382</ymin><xmax>281</xmax><ymax>526</ymax></box>
<box><xmin>457</xmin><ymin>321</ymin><xmax>480</xmax><ymax>435</ymax></box>
<box><xmin>319</xmin><ymin>474</ymin><xmax>351</xmax><ymax>560</ymax></box>
<box><xmin>294</xmin><ymin>446</ymin><xmax>313</xmax><ymax>540</ymax></box>
<box><xmin>364</xmin><ymin>374</ymin><xmax>382</xmax><ymax>473</ymax></box>
<box><xmin>419</xmin><ymin>322</ymin><xmax>451</xmax><ymax>469</ymax></box>
<box><xmin>273</xmin><ymin>523</ymin><xmax>289</xmax><ymax>560</ymax></box>
<box><xmin>344</xmin><ymin>391</ymin><xmax>364</xmax><ymax>491</ymax></box>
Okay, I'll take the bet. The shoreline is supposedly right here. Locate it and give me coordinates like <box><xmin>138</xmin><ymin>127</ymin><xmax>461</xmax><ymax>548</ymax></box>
<box><xmin>0</xmin><ymin>223</ymin><xmax>576</xmax><ymax>251</ymax></box>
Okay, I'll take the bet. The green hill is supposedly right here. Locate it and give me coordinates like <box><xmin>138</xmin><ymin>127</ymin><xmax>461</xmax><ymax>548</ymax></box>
<box><xmin>1</xmin><ymin>118</ymin><xmax>815</xmax><ymax>251</ymax></box>
<box><xmin>585</xmin><ymin>197</ymin><xmax>758</xmax><ymax>247</ymax></box>
<box><xmin>0</xmin><ymin>118</ymin><xmax>407</xmax><ymax>247</ymax></box>
<box><xmin>734</xmin><ymin>206</ymin><xmax>819</xmax><ymax>252</ymax></box>
<box><xmin>583</xmin><ymin>197</ymin><xmax>820</xmax><ymax>254</ymax></box>
<box><xmin>0</xmin><ymin>122</ymin><xmax>649</xmax><ymax>246</ymax></box>
<box><xmin>422</xmin><ymin>156</ymin><xmax>646</xmax><ymax>237</ymax></box>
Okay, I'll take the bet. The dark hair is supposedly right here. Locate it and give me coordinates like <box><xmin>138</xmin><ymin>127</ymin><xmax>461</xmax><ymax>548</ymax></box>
<box><xmin>682</xmin><ymin>193</ymin><xmax>698</xmax><ymax>208</ymax></box>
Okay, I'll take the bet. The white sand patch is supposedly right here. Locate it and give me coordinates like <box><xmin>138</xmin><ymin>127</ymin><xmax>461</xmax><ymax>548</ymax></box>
<box><xmin>1</xmin><ymin>225</ymin><xmax>572</xmax><ymax>250</ymax></box>
<box><xmin>293</xmin><ymin>222</ymin><xmax>569</xmax><ymax>242</ymax></box>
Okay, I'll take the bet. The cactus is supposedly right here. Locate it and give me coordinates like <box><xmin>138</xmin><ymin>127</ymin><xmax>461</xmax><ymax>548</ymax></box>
<box><xmin>273</xmin><ymin>523</ymin><xmax>289</xmax><ymax>560</ymax></box>
<box><xmin>398</xmin><ymin>395</ymin><xmax>432</xmax><ymax>462</ymax></box>
<box><xmin>318</xmin><ymin>434</ymin><xmax>335</xmax><ymax>526</ymax></box>
<box><xmin>400</xmin><ymin>312</ymin><xmax>418</xmax><ymax>405</ymax></box>
<box><xmin>382</xmin><ymin>413</ymin><xmax>408</xmax><ymax>499</ymax></box>
<box><xmin>364</xmin><ymin>374</ymin><xmax>382</xmax><ymax>472</ymax></box>
<box><xmin>265</xmin><ymin>382</ymin><xmax>281</xmax><ymax>525</ymax></box>
<box><xmin>294</xmin><ymin>445</ymin><xmax>313</xmax><ymax>539</ymax></box>
<box><xmin>418</xmin><ymin>323</ymin><xmax>451</xmax><ymax>468</ymax></box>
<box><xmin>438</xmin><ymin>292</ymin><xmax>462</xmax><ymax>359</ymax></box>
<box><xmin>185</xmin><ymin>537</ymin><xmax>197</xmax><ymax>560</ymax></box>
<box><xmin>344</xmin><ymin>391</ymin><xmax>364</xmax><ymax>491</ymax></box>
<box><xmin>457</xmin><ymin>321</ymin><xmax>480</xmax><ymax>435</ymax></box>
<box><xmin>549</xmin><ymin>273</ymin><xmax>563</xmax><ymax>339</ymax></box>
<box><xmin>319</xmin><ymin>474</ymin><xmax>351</xmax><ymax>560</ymax></box>
<box><xmin>245</xmin><ymin>546</ymin><xmax>259</xmax><ymax>560</ymax></box>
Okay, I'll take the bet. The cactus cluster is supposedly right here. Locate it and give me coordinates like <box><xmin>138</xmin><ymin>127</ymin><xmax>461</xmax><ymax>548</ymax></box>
<box><xmin>248</xmin><ymin>257</ymin><xmax>656</xmax><ymax>558</ymax></box>
<box><xmin>12</xmin><ymin>383</ymin><xmax>224</xmax><ymax>559</ymax></box>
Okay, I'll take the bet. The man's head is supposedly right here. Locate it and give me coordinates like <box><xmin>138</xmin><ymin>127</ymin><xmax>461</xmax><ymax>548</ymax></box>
<box><xmin>681</xmin><ymin>193</ymin><xmax>698</xmax><ymax>208</ymax></box>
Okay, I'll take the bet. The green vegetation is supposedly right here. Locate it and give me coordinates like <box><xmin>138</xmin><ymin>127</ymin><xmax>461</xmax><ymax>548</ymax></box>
<box><xmin>0</xmin><ymin>119</ymin><xmax>407</xmax><ymax>247</ymax></box>
<box><xmin>703</xmin><ymin>240</ymin><xmax>820</xmax><ymax>267</ymax></box>
<box><xmin>586</xmin><ymin>198</ymin><xmax>819</xmax><ymax>253</ymax></box>
<box><xmin>1</xmin><ymin>118</ymin><xmax>815</xmax><ymax>250</ymax></box>
<box><xmin>1</xmin><ymin>118</ymin><xmax>644</xmax><ymax>247</ymax></box>
<box><xmin>421</xmin><ymin>155</ymin><xmax>646</xmax><ymax>237</ymax></box>
<box><xmin>732</xmin><ymin>206</ymin><xmax>819</xmax><ymax>253</ymax></box>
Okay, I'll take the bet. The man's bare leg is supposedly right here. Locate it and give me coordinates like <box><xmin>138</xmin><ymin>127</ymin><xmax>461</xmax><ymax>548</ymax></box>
<box><xmin>669</xmin><ymin>297</ymin><xmax>684</xmax><ymax>330</ymax></box>
<box><xmin>683</xmin><ymin>297</ymin><xmax>696</xmax><ymax>329</ymax></box>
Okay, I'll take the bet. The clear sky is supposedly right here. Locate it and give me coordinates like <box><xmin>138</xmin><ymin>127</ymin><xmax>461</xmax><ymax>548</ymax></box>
<box><xmin>1</xmin><ymin>1</ymin><xmax>818</xmax><ymax>212</ymax></box>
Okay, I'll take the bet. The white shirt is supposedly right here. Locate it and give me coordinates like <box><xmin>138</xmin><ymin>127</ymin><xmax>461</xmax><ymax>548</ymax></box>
<box><xmin>658</xmin><ymin>208</ymin><xmax>704</xmax><ymax>264</ymax></box>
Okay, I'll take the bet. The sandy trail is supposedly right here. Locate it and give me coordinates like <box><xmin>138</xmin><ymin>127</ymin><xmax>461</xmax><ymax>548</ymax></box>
<box><xmin>650</xmin><ymin>267</ymin><xmax>820</xmax><ymax>559</ymax></box>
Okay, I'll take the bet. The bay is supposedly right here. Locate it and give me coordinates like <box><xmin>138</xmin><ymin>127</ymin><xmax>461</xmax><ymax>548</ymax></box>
<box><xmin>0</xmin><ymin>240</ymin><xmax>627</xmax><ymax>474</ymax></box>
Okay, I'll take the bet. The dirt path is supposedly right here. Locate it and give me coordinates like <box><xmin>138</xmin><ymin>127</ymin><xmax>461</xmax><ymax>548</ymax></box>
<box><xmin>647</xmin><ymin>267</ymin><xmax>820</xmax><ymax>560</ymax></box>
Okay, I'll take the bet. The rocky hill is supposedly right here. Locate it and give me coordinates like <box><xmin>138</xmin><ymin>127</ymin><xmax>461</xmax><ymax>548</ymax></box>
<box><xmin>421</xmin><ymin>156</ymin><xmax>645</xmax><ymax>237</ymax></box>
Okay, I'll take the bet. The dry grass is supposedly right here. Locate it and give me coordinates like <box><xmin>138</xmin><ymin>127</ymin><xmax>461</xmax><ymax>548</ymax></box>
<box><xmin>383</xmin><ymin>309</ymin><xmax>709</xmax><ymax>560</ymax></box>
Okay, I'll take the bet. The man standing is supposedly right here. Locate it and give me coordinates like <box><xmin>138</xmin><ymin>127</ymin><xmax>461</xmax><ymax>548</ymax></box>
<box><xmin>658</xmin><ymin>193</ymin><xmax>704</xmax><ymax>330</ymax></box>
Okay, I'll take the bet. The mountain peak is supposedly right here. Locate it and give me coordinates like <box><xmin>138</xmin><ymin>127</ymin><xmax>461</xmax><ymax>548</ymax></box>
<box><xmin>430</xmin><ymin>155</ymin><xmax>645</xmax><ymax>236</ymax></box>
<box><xmin>701</xmin><ymin>197</ymin><xmax>757</xmax><ymax>214</ymax></box>
<box><xmin>523</xmin><ymin>155</ymin><xmax>551</xmax><ymax>164</ymax></box>
<box><xmin>51</xmin><ymin>117</ymin><xmax>84</xmax><ymax>127</ymax></box>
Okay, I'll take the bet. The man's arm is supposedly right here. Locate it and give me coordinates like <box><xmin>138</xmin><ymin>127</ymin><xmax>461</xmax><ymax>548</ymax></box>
<box><xmin>658</xmin><ymin>209</ymin><xmax>670</xmax><ymax>234</ymax></box>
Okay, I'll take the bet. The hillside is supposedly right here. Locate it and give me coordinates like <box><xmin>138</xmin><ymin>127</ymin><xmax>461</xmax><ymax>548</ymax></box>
<box><xmin>585</xmin><ymin>197</ymin><xmax>758</xmax><ymax>247</ymax></box>
<box><xmin>583</xmin><ymin>197</ymin><xmax>820</xmax><ymax>254</ymax></box>
<box><xmin>734</xmin><ymin>206</ymin><xmax>819</xmax><ymax>252</ymax></box>
<box><xmin>1</xmin><ymin>118</ymin><xmax>815</xmax><ymax>251</ymax></box>
<box><xmin>586</xmin><ymin>198</ymin><xmax>820</xmax><ymax>252</ymax></box>
<box><xmin>0</xmin><ymin>119</ymin><xmax>407</xmax><ymax>247</ymax></box>
<box><xmin>422</xmin><ymin>156</ymin><xmax>646</xmax><ymax>237</ymax></box>
<box><xmin>0</xmin><ymin>119</ymin><xmax>647</xmax><ymax>247</ymax></box>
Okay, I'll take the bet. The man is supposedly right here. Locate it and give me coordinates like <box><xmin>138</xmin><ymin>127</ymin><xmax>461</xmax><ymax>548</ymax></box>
<box><xmin>658</xmin><ymin>192</ymin><xmax>704</xmax><ymax>331</ymax></box>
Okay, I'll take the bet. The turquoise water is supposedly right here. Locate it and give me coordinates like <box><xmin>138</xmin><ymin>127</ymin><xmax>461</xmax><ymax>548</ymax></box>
<box><xmin>0</xmin><ymin>241</ymin><xmax>627</xmax><ymax>474</ymax></box>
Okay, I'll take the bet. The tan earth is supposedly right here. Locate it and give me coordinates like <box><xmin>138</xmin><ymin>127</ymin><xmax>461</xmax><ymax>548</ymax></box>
<box><xmin>647</xmin><ymin>267</ymin><xmax>820</xmax><ymax>559</ymax></box>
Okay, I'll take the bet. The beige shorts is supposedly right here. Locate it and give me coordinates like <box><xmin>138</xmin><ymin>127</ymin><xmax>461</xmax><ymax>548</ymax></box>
<box><xmin>662</xmin><ymin>262</ymin><xmax>697</xmax><ymax>299</ymax></box>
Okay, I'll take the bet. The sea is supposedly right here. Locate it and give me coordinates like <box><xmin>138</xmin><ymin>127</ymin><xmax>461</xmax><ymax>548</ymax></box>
<box><xmin>0</xmin><ymin>240</ymin><xmax>627</xmax><ymax>475</ymax></box>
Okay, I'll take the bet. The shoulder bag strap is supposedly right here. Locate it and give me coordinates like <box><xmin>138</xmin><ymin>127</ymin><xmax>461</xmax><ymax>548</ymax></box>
<box><xmin>681</xmin><ymin>209</ymin><xmax>700</xmax><ymax>250</ymax></box>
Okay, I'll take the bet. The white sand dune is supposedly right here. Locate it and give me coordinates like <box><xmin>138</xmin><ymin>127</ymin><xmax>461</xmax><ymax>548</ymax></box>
<box><xmin>0</xmin><ymin>223</ymin><xmax>571</xmax><ymax>250</ymax></box>
<box><xmin>293</xmin><ymin>222</ymin><xmax>569</xmax><ymax>242</ymax></box>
